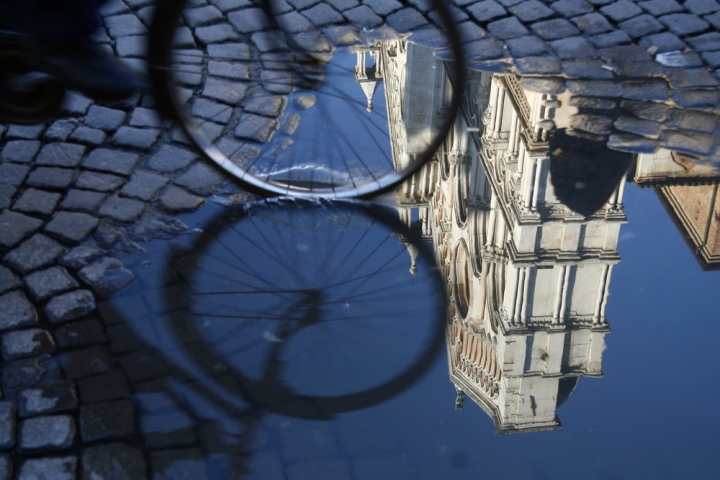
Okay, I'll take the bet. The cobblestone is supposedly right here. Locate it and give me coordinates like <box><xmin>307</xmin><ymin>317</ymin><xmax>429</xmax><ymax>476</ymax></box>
<box><xmin>83</xmin><ymin>149</ymin><xmax>140</xmax><ymax>176</ymax></box>
<box><xmin>54</xmin><ymin>319</ymin><xmax>108</xmax><ymax>349</ymax></box>
<box><xmin>147</xmin><ymin>145</ymin><xmax>199</xmax><ymax>173</ymax></box>
<box><xmin>45</xmin><ymin>212</ymin><xmax>100</xmax><ymax>243</ymax></box>
<box><xmin>17</xmin><ymin>381</ymin><xmax>77</xmax><ymax>417</ymax></box>
<box><xmin>35</xmin><ymin>143</ymin><xmax>86</xmax><ymax>168</ymax></box>
<box><xmin>0</xmin><ymin>163</ymin><xmax>30</xmax><ymax>189</ymax></box>
<box><xmin>25</xmin><ymin>167</ymin><xmax>75</xmax><ymax>190</ymax></box>
<box><xmin>0</xmin><ymin>267</ymin><xmax>21</xmax><ymax>295</ymax></box>
<box><xmin>0</xmin><ymin>291</ymin><xmax>37</xmax><ymax>332</ymax></box>
<box><xmin>83</xmin><ymin>443</ymin><xmax>146</xmax><ymax>480</ymax></box>
<box><xmin>2</xmin><ymin>354</ymin><xmax>60</xmax><ymax>390</ymax></box>
<box><xmin>12</xmin><ymin>189</ymin><xmax>61</xmax><ymax>216</ymax></box>
<box><xmin>0</xmin><ymin>402</ymin><xmax>16</xmax><ymax>449</ymax></box>
<box><xmin>45</xmin><ymin>290</ymin><xmax>97</xmax><ymax>324</ymax></box>
<box><xmin>59</xmin><ymin>345</ymin><xmax>112</xmax><ymax>380</ymax></box>
<box><xmin>0</xmin><ymin>211</ymin><xmax>43</xmax><ymax>248</ymax></box>
<box><xmin>2</xmin><ymin>329</ymin><xmax>55</xmax><ymax>361</ymax></box>
<box><xmin>24</xmin><ymin>266</ymin><xmax>78</xmax><ymax>301</ymax></box>
<box><xmin>17</xmin><ymin>456</ymin><xmax>76</xmax><ymax>480</ymax></box>
<box><xmin>3</xmin><ymin>234</ymin><xmax>65</xmax><ymax>274</ymax></box>
<box><xmin>2</xmin><ymin>140</ymin><xmax>40</xmax><ymax>163</ymax></box>
<box><xmin>59</xmin><ymin>244</ymin><xmax>105</xmax><ymax>270</ymax></box>
<box><xmin>80</xmin><ymin>399</ymin><xmax>135</xmax><ymax>442</ymax></box>
<box><xmin>77</xmin><ymin>371</ymin><xmax>129</xmax><ymax>404</ymax></box>
<box><xmin>98</xmin><ymin>196</ymin><xmax>145</xmax><ymax>222</ymax></box>
<box><xmin>19</xmin><ymin>414</ymin><xmax>75</xmax><ymax>451</ymax></box>
<box><xmin>159</xmin><ymin>187</ymin><xmax>206</xmax><ymax>213</ymax></box>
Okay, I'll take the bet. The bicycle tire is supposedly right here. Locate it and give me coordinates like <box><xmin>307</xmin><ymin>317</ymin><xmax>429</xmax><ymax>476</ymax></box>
<box><xmin>162</xmin><ymin>198</ymin><xmax>447</xmax><ymax>419</ymax></box>
<box><xmin>148</xmin><ymin>0</ymin><xmax>465</xmax><ymax>198</ymax></box>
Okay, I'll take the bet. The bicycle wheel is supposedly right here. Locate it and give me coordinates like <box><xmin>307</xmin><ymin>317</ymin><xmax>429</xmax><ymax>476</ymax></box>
<box><xmin>148</xmin><ymin>0</ymin><xmax>464</xmax><ymax>198</ymax></box>
<box><xmin>163</xmin><ymin>199</ymin><xmax>447</xmax><ymax>418</ymax></box>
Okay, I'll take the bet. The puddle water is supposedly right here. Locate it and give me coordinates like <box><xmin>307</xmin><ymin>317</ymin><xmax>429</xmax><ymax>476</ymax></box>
<box><xmin>112</xmin><ymin>8</ymin><xmax>720</xmax><ymax>479</ymax></box>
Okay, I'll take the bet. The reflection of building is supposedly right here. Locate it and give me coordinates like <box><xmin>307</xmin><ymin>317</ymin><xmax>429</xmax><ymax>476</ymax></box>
<box><xmin>395</xmin><ymin>69</ymin><xmax>627</xmax><ymax>434</ymax></box>
<box><xmin>634</xmin><ymin>149</ymin><xmax>720</xmax><ymax>270</ymax></box>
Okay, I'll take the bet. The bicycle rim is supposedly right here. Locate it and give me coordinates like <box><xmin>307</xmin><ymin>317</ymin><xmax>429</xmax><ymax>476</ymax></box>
<box><xmin>148</xmin><ymin>0</ymin><xmax>465</xmax><ymax>198</ymax></box>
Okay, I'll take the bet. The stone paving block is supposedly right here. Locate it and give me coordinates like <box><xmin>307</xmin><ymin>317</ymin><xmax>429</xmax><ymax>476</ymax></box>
<box><xmin>151</xmin><ymin>448</ymin><xmax>208</xmax><ymax>480</ymax></box>
<box><xmin>614</xmin><ymin>60</ymin><xmax>664</xmax><ymax>77</ymax></box>
<box><xmin>244</xmin><ymin>94</ymin><xmax>288</xmax><ymax>118</ymax></box>
<box><xmin>6</xmin><ymin>125</ymin><xmax>44</xmax><ymax>140</ymax></box>
<box><xmin>0</xmin><ymin>266</ymin><xmax>21</xmax><ymax>295</ymax></box>
<box><xmin>147</xmin><ymin>145</ymin><xmax>199</xmax><ymax>173</ymax></box>
<box><xmin>607</xmin><ymin>133</ymin><xmax>657</xmax><ymax>153</ymax></box>
<box><xmin>2</xmin><ymin>354</ymin><xmax>61</xmax><ymax>390</ymax></box>
<box><xmin>549</xmin><ymin>36</ymin><xmax>598</xmax><ymax>59</ymax></box>
<box><xmin>235</xmin><ymin>114</ymin><xmax>280</xmax><ymax>143</ymax></box>
<box><xmin>19</xmin><ymin>414</ymin><xmax>75</xmax><ymax>451</ymax></box>
<box><xmin>83</xmin><ymin>148</ymin><xmax>140</xmax><ymax>176</ymax></box>
<box><xmin>61</xmin><ymin>91</ymin><xmax>93</xmax><ymax>115</ymax></box>
<box><xmin>620</xmin><ymin>99</ymin><xmax>667</xmax><ymax>121</ymax></box>
<box><xmin>509</xmin><ymin>0</ymin><xmax>554</xmax><ymax>22</ymax></box>
<box><xmin>159</xmin><ymin>187</ymin><xmax>207</xmax><ymax>212</ymax></box>
<box><xmin>12</xmin><ymin>188</ymin><xmax>61</xmax><ymax>216</ymax></box>
<box><xmin>98</xmin><ymin>196</ymin><xmax>145</xmax><ymax>222</ymax></box>
<box><xmin>183</xmin><ymin>5</ymin><xmax>224</xmax><ymax>28</ymax></box>
<box><xmin>45</xmin><ymin>211</ymin><xmax>100</xmax><ymax>243</ymax></box>
<box><xmin>0</xmin><ymin>162</ymin><xmax>31</xmax><ymax>186</ymax></box>
<box><xmin>2</xmin><ymin>329</ymin><xmax>55</xmax><ymax>361</ymax></box>
<box><xmin>522</xmin><ymin>77</ymin><xmax>567</xmax><ymax>95</ymax></box>
<box><xmin>93</xmin><ymin>222</ymin><xmax>124</xmax><ymax>249</ymax></box>
<box><xmin>566</xmin><ymin>79</ymin><xmax>622</xmax><ymax>96</ymax></box>
<box><xmin>571</xmin><ymin>12</ymin><xmax>614</xmax><ymax>35</ymax></box>
<box><xmin>79</xmin><ymin>258</ymin><xmax>135</xmax><ymax>297</ymax></box>
<box><xmin>208</xmin><ymin>60</ymin><xmax>249</xmax><ymax>80</ymax></box>
<box><xmin>3</xmin><ymin>234</ymin><xmax>65</xmax><ymax>274</ymax></box>
<box><xmin>105</xmin><ymin>323</ymin><xmax>144</xmax><ymax>354</ymax></box>
<box><xmin>659</xmin><ymin>13</ymin><xmax>710</xmax><ymax>36</ymax></box>
<box><xmin>562</xmin><ymin>59</ymin><xmax>614</xmax><ymax>79</ymax></box>
<box><xmin>343</xmin><ymin>5</ymin><xmax>383</xmax><ymax>27</ymax></box>
<box><xmin>701</xmin><ymin>51</ymin><xmax>720</xmax><ymax>68</ymax></box>
<box><xmin>261</xmin><ymin>69</ymin><xmax>294</xmax><ymax>94</ymax></box>
<box><xmin>17</xmin><ymin>381</ymin><xmax>77</xmax><ymax>417</ymax></box>
<box><xmin>45</xmin><ymin>289</ymin><xmax>97</xmax><ymax>324</ymax></box>
<box><xmin>665</xmin><ymin>108</ymin><xmax>718</xmax><ymax>133</ymax></box>
<box><xmin>1</xmin><ymin>140</ymin><xmax>40</xmax><ymax>163</ymax></box>
<box><xmin>672</xmin><ymin>88</ymin><xmax>718</xmax><ymax>108</ymax></box>
<box><xmin>666</xmin><ymin>68</ymin><xmax>719</xmax><ymax>89</ymax></box>
<box><xmin>506</xmin><ymin>35</ymin><xmax>547</xmax><ymax>56</ymax></box>
<box><xmin>514</xmin><ymin>55</ymin><xmax>562</xmax><ymax>74</ymax></box>
<box><xmin>60</xmin><ymin>345</ymin><xmax>112</xmax><ymax>380</ymax></box>
<box><xmin>601</xmin><ymin>0</ymin><xmax>643</xmax><ymax>22</ymax></box>
<box><xmin>44</xmin><ymin>119</ymin><xmax>79</xmax><ymax>141</ymax></box>
<box><xmin>227</xmin><ymin>7</ymin><xmax>271</xmax><ymax>32</ymax></box>
<box><xmin>25</xmin><ymin>166</ymin><xmax>75</xmax><ymax>189</ymax></box>
<box><xmin>59</xmin><ymin>188</ymin><xmax>108</xmax><ymax>213</ymax></box>
<box><xmin>77</xmin><ymin>371</ymin><xmax>130</xmax><ymax>404</ymax></box>
<box><xmin>659</xmin><ymin>129</ymin><xmax>715</xmax><ymax>156</ymax></box>
<box><xmin>202</xmin><ymin>78</ymin><xmax>250</xmax><ymax>105</ymax></box>
<box><xmin>613</xmin><ymin>116</ymin><xmax>662</xmax><ymax>138</ymax></box>
<box><xmin>620</xmin><ymin>80</ymin><xmax>668</xmax><ymax>100</ymax></box>
<box><xmin>0</xmin><ymin>402</ymin><xmax>16</xmax><ymax>449</ymax></box>
<box><xmin>80</xmin><ymin>399</ymin><xmax>135</xmax><ymax>442</ymax></box>
<box><xmin>75</xmin><ymin>171</ymin><xmax>126</xmax><ymax>192</ymax></box>
<box><xmin>24</xmin><ymin>266</ymin><xmax>78</xmax><ymax>301</ymax></box>
<box><xmin>530</xmin><ymin>18</ymin><xmax>580</xmax><ymax>40</ymax></box>
<box><xmin>639</xmin><ymin>31</ymin><xmax>686</xmax><ymax>53</ymax></box>
<box><xmin>70</xmin><ymin>126</ymin><xmax>107</xmax><ymax>145</ymax></box>
<box><xmin>83</xmin><ymin>443</ymin><xmax>146</xmax><ymax>480</ymax></box>
<box><xmin>196</xmin><ymin>23</ymin><xmax>240</xmax><ymax>43</ymax></box>
<box><xmin>129</xmin><ymin>107</ymin><xmax>163</xmax><ymax>128</ymax></box>
<box><xmin>386</xmin><ymin>7</ymin><xmax>427</xmax><ymax>32</ymax></box>
<box><xmin>277</xmin><ymin>10</ymin><xmax>314</xmax><ymax>32</ymax></box>
<box><xmin>487</xmin><ymin>16</ymin><xmax>529</xmax><ymax>40</ymax></box>
<box><xmin>112</xmin><ymin>126</ymin><xmax>161</xmax><ymax>150</ymax></box>
<box><xmin>17</xmin><ymin>457</ymin><xmax>76</xmax><ymax>480</ymax></box>
<box><xmin>99</xmin><ymin>0</ymin><xmax>129</xmax><ymax>16</ymax></box>
<box><xmin>588</xmin><ymin>30</ymin><xmax>632</xmax><ymax>48</ymax></box>
<box><xmin>120</xmin><ymin>170</ymin><xmax>169</xmax><ymax>201</ymax></box>
<box><xmin>619</xmin><ymin>13</ymin><xmax>664</xmax><ymax>39</ymax></box>
<box><xmin>0</xmin><ymin>186</ymin><xmax>15</xmax><ymax>211</ymax></box>
<box><xmin>466</xmin><ymin>0</ymin><xmax>506</xmax><ymax>22</ymax></box>
<box><xmin>59</xmin><ymin>244</ymin><xmax>105</xmax><ymax>270</ymax></box>
<box><xmin>0</xmin><ymin>211</ymin><xmax>43</xmax><ymax>248</ymax></box>
<box><xmin>213</xmin><ymin>0</ymin><xmax>253</xmax><ymax>12</ymax></box>
<box><xmin>105</xmin><ymin>13</ymin><xmax>147</xmax><ymax>37</ymax></box>
<box><xmin>551</xmin><ymin>0</ymin><xmax>594</xmax><ymax>17</ymax></box>
<box><xmin>174</xmin><ymin>162</ymin><xmax>226</xmax><ymax>196</ymax></box>
<box><xmin>54</xmin><ymin>319</ymin><xmax>108</xmax><ymax>349</ymax></box>
<box><xmin>638</xmin><ymin>0</ymin><xmax>682</xmax><ymax>16</ymax></box>
<box><xmin>84</xmin><ymin>105</ymin><xmax>127</xmax><ymax>131</ymax></box>
<box><xmin>118</xmin><ymin>348</ymin><xmax>170</xmax><ymax>382</ymax></box>
<box><xmin>570</xmin><ymin>113</ymin><xmax>614</xmax><ymax>134</ymax></box>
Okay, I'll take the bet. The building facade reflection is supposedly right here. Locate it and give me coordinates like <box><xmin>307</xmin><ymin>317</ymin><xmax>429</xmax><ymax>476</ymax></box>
<box><xmin>380</xmin><ymin>59</ymin><xmax>627</xmax><ymax>434</ymax></box>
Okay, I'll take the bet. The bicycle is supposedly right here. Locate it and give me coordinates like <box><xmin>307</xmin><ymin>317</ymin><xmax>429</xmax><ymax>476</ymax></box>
<box><xmin>0</xmin><ymin>0</ymin><xmax>465</xmax><ymax>199</ymax></box>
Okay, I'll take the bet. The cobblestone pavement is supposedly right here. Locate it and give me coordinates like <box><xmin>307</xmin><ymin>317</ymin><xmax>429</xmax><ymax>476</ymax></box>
<box><xmin>2</xmin><ymin>0</ymin><xmax>720</xmax><ymax>478</ymax></box>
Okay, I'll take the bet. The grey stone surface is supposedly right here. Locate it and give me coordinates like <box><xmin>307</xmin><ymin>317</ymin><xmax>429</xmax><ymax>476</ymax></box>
<box><xmin>17</xmin><ymin>456</ymin><xmax>76</xmax><ymax>480</ymax></box>
<box><xmin>2</xmin><ymin>328</ymin><xmax>55</xmax><ymax>361</ymax></box>
<box><xmin>60</xmin><ymin>244</ymin><xmax>105</xmax><ymax>269</ymax></box>
<box><xmin>147</xmin><ymin>145</ymin><xmax>199</xmax><ymax>173</ymax></box>
<box><xmin>174</xmin><ymin>163</ymin><xmax>226</xmax><ymax>196</ymax></box>
<box><xmin>70</xmin><ymin>127</ymin><xmax>107</xmax><ymax>146</ymax></box>
<box><xmin>45</xmin><ymin>290</ymin><xmax>97</xmax><ymax>324</ymax></box>
<box><xmin>159</xmin><ymin>187</ymin><xmax>206</xmax><ymax>213</ymax></box>
<box><xmin>19</xmin><ymin>415</ymin><xmax>75</xmax><ymax>451</ymax></box>
<box><xmin>659</xmin><ymin>129</ymin><xmax>715</xmax><ymax>156</ymax></box>
<box><xmin>2</xmin><ymin>354</ymin><xmax>60</xmax><ymax>390</ymax></box>
<box><xmin>235</xmin><ymin>114</ymin><xmax>280</xmax><ymax>143</ymax></box>
<box><xmin>59</xmin><ymin>189</ymin><xmax>108</xmax><ymax>213</ymax></box>
<box><xmin>0</xmin><ymin>291</ymin><xmax>37</xmax><ymax>332</ymax></box>
<box><xmin>17</xmin><ymin>381</ymin><xmax>77</xmax><ymax>417</ymax></box>
<box><xmin>45</xmin><ymin>212</ymin><xmax>100</xmax><ymax>243</ymax></box>
<box><xmin>55</xmin><ymin>319</ymin><xmax>108</xmax><ymax>349</ymax></box>
<box><xmin>0</xmin><ymin>402</ymin><xmax>16</xmax><ymax>449</ymax></box>
<box><xmin>84</xmin><ymin>106</ymin><xmax>127</xmax><ymax>131</ymax></box>
<box><xmin>112</xmin><ymin>127</ymin><xmax>161</xmax><ymax>150</ymax></box>
<box><xmin>12</xmin><ymin>189</ymin><xmax>61</xmax><ymax>216</ymax></box>
<box><xmin>120</xmin><ymin>170</ymin><xmax>168</xmax><ymax>200</ymax></box>
<box><xmin>202</xmin><ymin>78</ymin><xmax>249</xmax><ymax>104</ymax></box>
<box><xmin>607</xmin><ymin>133</ymin><xmax>658</xmax><ymax>153</ymax></box>
<box><xmin>83</xmin><ymin>149</ymin><xmax>140</xmax><ymax>176</ymax></box>
<box><xmin>6</xmin><ymin>125</ymin><xmax>44</xmax><ymax>140</ymax></box>
<box><xmin>0</xmin><ymin>266</ymin><xmax>21</xmax><ymax>295</ymax></box>
<box><xmin>0</xmin><ymin>211</ymin><xmax>43</xmax><ymax>248</ymax></box>
<box><xmin>35</xmin><ymin>143</ymin><xmax>86</xmax><ymax>167</ymax></box>
<box><xmin>0</xmin><ymin>454</ymin><xmax>9</xmax><ymax>480</ymax></box>
<box><xmin>75</xmin><ymin>171</ymin><xmax>126</xmax><ymax>192</ymax></box>
<box><xmin>78</xmin><ymin>258</ymin><xmax>135</xmax><ymax>297</ymax></box>
<box><xmin>25</xmin><ymin>167</ymin><xmax>74</xmax><ymax>189</ymax></box>
<box><xmin>80</xmin><ymin>399</ymin><xmax>135</xmax><ymax>442</ymax></box>
<box><xmin>244</xmin><ymin>94</ymin><xmax>288</xmax><ymax>117</ymax></box>
<box><xmin>0</xmin><ymin>162</ymin><xmax>30</xmax><ymax>187</ymax></box>
<box><xmin>0</xmin><ymin>186</ymin><xmax>16</xmax><ymax>211</ymax></box>
<box><xmin>151</xmin><ymin>448</ymin><xmax>208</xmax><ymax>480</ymax></box>
<box><xmin>24</xmin><ymin>266</ymin><xmax>79</xmax><ymax>301</ymax></box>
<box><xmin>3</xmin><ymin>234</ymin><xmax>65</xmax><ymax>274</ymax></box>
<box><xmin>2</xmin><ymin>140</ymin><xmax>40</xmax><ymax>163</ymax></box>
<box><xmin>82</xmin><ymin>443</ymin><xmax>146</xmax><ymax>480</ymax></box>
<box><xmin>98</xmin><ymin>196</ymin><xmax>145</xmax><ymax>222</ymax></box>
